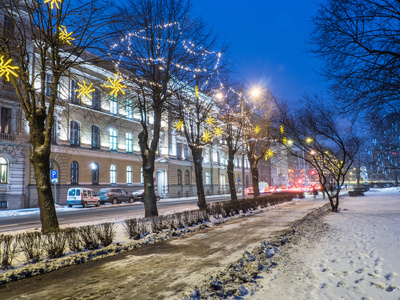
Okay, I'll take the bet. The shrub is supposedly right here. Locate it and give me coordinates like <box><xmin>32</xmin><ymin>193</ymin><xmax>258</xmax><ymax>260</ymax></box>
<box><xmin>97</xmin><ymin>223</ymin><xmax>116</xmax><ymax>247</ymax></box>
<box><xmin>79</xmin><ymin>226</ymin><xmax>100</xmax><ymax>250</ymax></box>
<box><xmin>63</xmin><ymin>228</ymin><xmax>83</xmax><ymax>252</ymax></box>
<box><xmin>43</xmin><ymin>231</ymin><xmax>67</xmax><ymax>259</ymax></box>
<box><xmin>17</xmin><ymin>231</ymin><xmax>42</xmax><ymax>263</ymax></box>
<box><xmin>124</xmin><ymin>219</ymin><xmax>140</xmax><ymax>240</ymax></box>
<box><xmin>0</xmin><ymin>234</ymin><xmax>18</xmax><ymax>269</ymax></box>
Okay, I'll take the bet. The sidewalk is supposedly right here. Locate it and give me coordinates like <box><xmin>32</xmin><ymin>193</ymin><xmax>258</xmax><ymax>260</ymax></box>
<box><xmin>0</xmin><ymin>198</ymin><xmax>326</xmax><ymax>300</ymax></box>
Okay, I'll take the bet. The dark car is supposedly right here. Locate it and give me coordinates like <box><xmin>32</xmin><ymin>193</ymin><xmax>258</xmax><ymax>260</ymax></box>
<box><xmin>132</xmin><ymin>189</ymin><xmax>160</xmax><ymax>202</ymax></box>
<box><xmin>98</xmin><ymin>188</ymin><xmax>135</xmax><ymax>204</ymax></box>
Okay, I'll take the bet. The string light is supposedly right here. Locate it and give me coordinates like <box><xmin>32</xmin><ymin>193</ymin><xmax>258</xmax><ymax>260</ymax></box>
<box><xmin>44</xmin><ymin>0</ymin><xmax>62</xmax><ymax>10</ymax></box>
<box><xmin>0</xmin><ymin>56</ymin><xmax>18</xmax><ymax>81</ymax></box>
<box><xmin>58</xmin><ymin>25</ymin><xmax>74</xmax><ymax>45</ymax></box>
<box><xmin>75</xmin><ymin>80</ymin><xmax>95</xmax><ymax>99</ymax></box>
<box><xmin>104</xmin><ymin>74</ymin><xmax>126</xmax><ymax>97</ymax></box>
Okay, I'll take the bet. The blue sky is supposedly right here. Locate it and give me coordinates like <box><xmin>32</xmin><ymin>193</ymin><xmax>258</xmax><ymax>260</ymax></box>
<box><xmin>193</xmin><ymin>0</ymin><xmax>328</xmax><ymax>103</ymax></box>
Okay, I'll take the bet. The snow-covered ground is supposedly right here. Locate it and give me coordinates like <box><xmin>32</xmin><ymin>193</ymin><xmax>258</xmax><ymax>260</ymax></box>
<box><xmin>249</xmin><ymin>187</ymin><xmax>400</xmax><ymax>300</ymax></box>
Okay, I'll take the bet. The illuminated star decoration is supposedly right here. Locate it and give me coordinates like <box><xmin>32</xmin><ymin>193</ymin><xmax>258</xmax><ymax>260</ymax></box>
<box><xmin>58</xmin><ymin>25</ymin><xmax>74</xmax><ymax>45</ymax></box>
<box><xmin>104</xmin><ymin>74</ymin><xmax>126</xmax><ymax>97</ymax></box>
<box><xmin>280</xmin><ymin>125</ymin><xmax>284</xmax><ymax>134</ymax></box>
<box><xmin>195</xmin><ymin>85</ymin><xmax>199</xmax><ymax>99</ymax></box>
<box><xmin>265</xmin><ymin>149</ymin><xmax>274</xmax><ymax>161</ymax></box>
<box><xmin>0</xmin><ymin>56</ymin><xmax>19</xmax><ymax>81</ymax></box>
<box><xmin>205</xmin><ymin>115</ymin><xmax>215</xmax><ymax>126</ymax></box>
<box><xmin>44</xmin><ymin>0</ymin><xmax>62</xmax><ymax>10</ymax></box>
<box><xmin>254</xmin><ymin>125</ymin><xmax>261</xmax><ymax>134</ymax></box>
<box><xmin>283</xmin><ymin>137</ymin><xmax>287</xmax><ymax>145</ymax></box>
<box><xmin>173</xmin><ymin>120</ymin><xmax>185</xmax><ymax>131</ymax></box>
<box><xmin>213</xmin><ymin>126</ymin><xmax>223</xmax><ymax>138</ymax></box>
<box><xmin>202</xmin><ymin>129</ymin><xmax>212</xmax><ymax>143</ymax></box>
<box><xmin>75</xmin><ymin>80</ymin><xmax>95</xmax><ymax>99</ymax></box>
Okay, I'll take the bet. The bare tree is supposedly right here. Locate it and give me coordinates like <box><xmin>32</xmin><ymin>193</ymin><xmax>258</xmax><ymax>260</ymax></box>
<box><xmin>280</xmin><ymin>96</ymin><xmax>361</xmax><ymax>212</ymax></box>
<box><xmin>310</xmin><ymin>0</ymin><xmax>400</xmax><ymax>122</ymax></box>
<box><xmin>0</xmin><ymin>0</ymin><xmax>113</xmax><ymax>233</ymax></box>
<box><xmin>111</xmin><ymin>0</ymin><xmax>224</xmax><ymax>216</ymax></box>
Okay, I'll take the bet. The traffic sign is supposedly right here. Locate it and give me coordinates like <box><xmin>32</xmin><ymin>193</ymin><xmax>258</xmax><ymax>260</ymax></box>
<box><xmin>51</xmin><ymin>178</ymin><xmax>58</xmax><ymax>183</ymax></box>
<box><xmin>51</xmin><ymin>170</ymin><xmax>58</xmax><ymax>179</ymax></box>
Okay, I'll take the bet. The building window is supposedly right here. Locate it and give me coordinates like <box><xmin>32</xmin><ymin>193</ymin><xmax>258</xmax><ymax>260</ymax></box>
<box><xmin>110</xmin><ymin>164</ymin><xmax>116</xmax><ymax>184</ymax></box>
<box><xmin>205</xmin><ymin>171</ymin><xmax>210</xmax><ymax>185</ymax></box>
<box><xmin>70</xmin><ymin>80</ymin><xmax>79</xmax><ymax>104</ymax></box>
<box><xmin>51</xmin><ymin>117</ymin><xmax>57</xmax><ymax>144</ymax></box>
<box><xmin>110</xmin><ymin>96</ymin><xmax>118</xmax><ymax>115</ymax></box>
<box><xmin>91</xmin><ymin>162</ymin><xmax>99</xmax><ymax>185</ymax></box>
<box><xmin>0</xmin><ymin>157</ymin><xmax>8</xmax><ymax>184</ymax></box>
<box><xmin>141</xmin><ymin>167</ymin><xmax>144</xmax><ymax>184</ymax></box>
<box><xmin>177</xmin><ymin>169</ymin><xmax>182</xmax><ymax>185</ymax></box>
<box><xmin>126</xmin><ymin>165</ymin><xmax>132</xmax><ymax>184</ymax></box>
<box><xmin>3</xmin><ymin>15</ymin><xmax>13</xmax><ymax>37</ymax></box>
<box><xmin>109</xmin><ymin>128</ymin><xmax>117</xmax><ymax>151</ymax></box>
<box><xmin>70</xmin><ymin>121</ymin><xmax>80</xmax><ymax>146</ymax></box>
<box><xmin>126</xmin><ymin>132</ymin><xmax>133</xmax><ymax>153</ymax></box>
<box><xmin>92</xmin><ymin>89</ymin><xmax>101</xmax><ymax>110</ymax></box>
<box><xmin>92</xmin><ymin>125</ymin><xmax>100</xmax><ymax>149</ymax></box>
<box><xmin>184</xmin><ymin>170</ymin><xmax>190</xmax><ymax>185</ymax></box>
<box><xmin>126</xmin><ymin>100</ymin><xmax>133</xmax><ymax>119</ymax></box>
<box><xmin>70</xmin><ymin>161</ymin><xmax>79</xmax><ymax>184</ymax></box>
<box><xmin>0</xmin><ymin>107</ymin><xmax>12</xmax><ymax>134</ymax></box>
<box><xmin>45</xmin><ymin>73</ymin><xmax>53</xmax><ymax>97</ymax></box>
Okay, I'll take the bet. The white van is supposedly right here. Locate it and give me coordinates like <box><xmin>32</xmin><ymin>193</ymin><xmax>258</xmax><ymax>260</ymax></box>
<box><xmin>67</xmin><ymin>188</ymin><xmax>100</xmax><ymax>208</ymax></box>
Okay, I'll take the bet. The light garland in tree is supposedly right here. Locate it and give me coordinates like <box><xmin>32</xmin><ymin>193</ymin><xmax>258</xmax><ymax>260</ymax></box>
<box><xmin>254</xmin><ymin>125</ymin><xmax>261</xmax><ymax>134</ymax></box>
<box><xmin>0</xmin><ymin>56</ymin><xmax>18</xmax><ymax>81</ymax></box>
<box><xmin>44</xmin><ymin>0</ymin><xmax>62</xmax><ymax>10</ymax></box>
<box><xmin>173</xmin><ymin>120</ymin><xmax>185</xmax><ymax>131</ymax></box>
<box><xmin>202</xmin><ymin>129</ymin><xmax>212</xmax><ymax>143</ymax></box>
<box><xmin>280</xmin><ymin>125</ymin><xmax>284</xmax><ymax>134</ymax></box>
<box><xmin>75</xmin><ymin>80</ymin><xmax>95</xmax><ymax>100</ymax></box>
<box><xmin>205</xmin><ymin>115</ymin><xmax>215</xmax><ymax>126</ymax></box>
<box><xmin>265</xmin><ymin>149</ymin><xmax>274</xmax><ymax>161</ymax></box>
<box><xmin>104</xmin><ymin>74</ymin><xmax>126</xmax><ymax>97</ymax></box>
<box><xmin>213</xmin><ymin>126</ymin><xmax>223</xmax><ymax>138</ymax></box>
<box><xmin>58</xmin><ymin>26</ymin><xmax>74</xmax><ymax>45</ymax></box>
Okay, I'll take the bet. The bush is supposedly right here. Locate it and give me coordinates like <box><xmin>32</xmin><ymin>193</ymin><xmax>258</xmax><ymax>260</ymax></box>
<box><xmin>0</xmin><ymin>234</ymin><xmax>18</xmax><ymax>270</ymax></box>
<box><xmin>79</xmin><ymin>226</ymin><xmax>100</xmax><ymax>250</ymax></box>
<box><xmin>97</xmin><ymin>223</ymin><xmax>116</xmax><ymax>247</ymax></box>
<box><xmin>17</xmin><ymin>231</ymin><xmax>42</xmax><ymax>263</ymax></box>
<box><xmin>63</xmin><ymin>228</ymin><xmax>83</xmax><ymax>252</ymax></box>
<box><xmin>43</xmin><ymin>231</ymin><xmax>67</xmax><ymax>259</ymax></box>
<box><xmin>124</xmin><ymin>219</ymin><xmax>141</xmax><ymax>240</ymax></box>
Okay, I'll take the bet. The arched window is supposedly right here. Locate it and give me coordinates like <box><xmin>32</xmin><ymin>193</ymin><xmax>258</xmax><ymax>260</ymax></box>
<box><xmin>70</xmin><ymin>161</ymin><xmax>79</xmax><ymax>184</ymax></box>
<box><xmin>126</xmin><ymin>165</ymin><xmax>132</xmax><ymax>184</ymax></box>
<box><xmin>177</xmin><ymin>169</ymin><xmax>182</xmax><ymax>185</ymax></box>
<box><xmin>91</xmin><ymin>162</ymin><xmax>99</xmax><ymax>185</ymax></box>
<box><xmin>91</xmin><ymin>125</ymin><xmax>100</xmax><ymax>149</ymax></box>
<box><xmin>70</xmin><ymin>121</ymin><xmax>80</xmax><ymax>146</ymax></box>
<box><xmin>109</xmin><ymin>128</ymin><xmax>118</xmax><ymax>151</ymax></box>
<box><xmin>184</xmin><ymin>170</ymin><xmax>190</xmax><ymax>185</ymax></box>
<box><xmin>126</xmin><ymin>132</ymin><xmax>133</xmax><ymax>153</ymax></box>
<box><xmin>110</xmin><ymin>164</ymin><xmax>116</xmax><ymax>184</ymax></box>
<box><xmin>0</xmin><ymin>157</ymin><xmax>8</xmax><ymax>184</ymax></box>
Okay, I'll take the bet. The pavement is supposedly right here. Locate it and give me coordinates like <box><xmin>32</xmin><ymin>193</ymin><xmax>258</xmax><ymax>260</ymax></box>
<box><xmin>0</xmin><ymin>197</ymin><xmax>327</xmax><ymax>300</ymax></box>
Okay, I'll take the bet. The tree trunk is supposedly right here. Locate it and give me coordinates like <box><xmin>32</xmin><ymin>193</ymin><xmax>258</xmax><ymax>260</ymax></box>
<box><xmin>138</xmin><ymin>131</ymin><xmax>158</xmax><ymax>217</ymax></box>
<box><xmin>30</xmin><ymin>144</ymin><xmax>59</xmax><ymax>234</ymax></box>
<box><xmin>191</xmin><ymin>147</ymin><xmax>207</xmax><ymax>210</ymax></box>
<box><xmin>250</xmin><ymin>161</ymin><xmax>260</xmax><ymax>198</ymax></box>
<box><xmin>227</xmin><ymin>149</ymin><xmax>237</xmax><ymax>201</ymax></box>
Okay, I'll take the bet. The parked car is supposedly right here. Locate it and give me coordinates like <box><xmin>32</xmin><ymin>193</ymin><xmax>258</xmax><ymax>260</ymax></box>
<box><xmin>67</xmin><ymin>188</ymin><xmax>100</xmax><ymax>208</ymax></box>
<box><xmin>98</xmin><ymin>188</ymin><xmax>135</xmax><ymax>204</ymax></box>
<box><xmin>132</xmin><ymin>189</ymin><xmax>160</xmax><ymax>202</ymax></box>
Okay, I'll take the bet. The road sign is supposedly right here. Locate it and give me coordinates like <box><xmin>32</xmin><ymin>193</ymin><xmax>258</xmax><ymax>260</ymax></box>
<box><xmin>51</xmin><ymin>178</ymin><xmax>58</xmax><ymax>183</ymax></box>
<box><xmin>237</xmin><ymin>178</ymin><xmax>241</xmax><ymax>183</ymax></box>
<box><xmin>51</xmin><ymin>170</ymin><xmax>58</xmax><ymax>179</ymax></box>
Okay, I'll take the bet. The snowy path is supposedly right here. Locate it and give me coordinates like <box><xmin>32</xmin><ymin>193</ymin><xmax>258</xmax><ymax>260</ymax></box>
<box><xmin>0</xmin><ymin>198</ymin><xmax>326</xmax><ymax>300</ymax></box>
<box><xmin>250</xmin><ymin>188</ymin><xmax>400</xmax><ymax>300</ymax></box>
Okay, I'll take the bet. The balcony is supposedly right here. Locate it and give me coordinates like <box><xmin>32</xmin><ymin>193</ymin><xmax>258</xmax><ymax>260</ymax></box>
<box><xmin>0</xmin><ymin>132</ymin><xmax>14</xmax><ymax>141</ymax></box>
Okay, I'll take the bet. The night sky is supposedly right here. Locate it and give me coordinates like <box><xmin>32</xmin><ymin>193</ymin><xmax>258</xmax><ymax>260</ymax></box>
<box><xmin>193</xmin><ymin>0</ymin><xmax>328</xmax><ymax>103</ymax></box>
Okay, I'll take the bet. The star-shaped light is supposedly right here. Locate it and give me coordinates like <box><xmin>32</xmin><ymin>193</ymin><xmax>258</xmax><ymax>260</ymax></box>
<box><xmin>58</xmin><ymin>25</ymin><xmax>74</xmax><ymax>45</ymax></box>
<box><xmin>265</xmin><ymin>149</ymin><xmax>274</xmax><ymax>161</ymax></box>
<box><xmin>173</xmin><ymin>120</ymin><xmax>184</xmax><ymax>131</ymax></box>
<box><xmin>0</xmin><ymin>55</ymin><xmax>19</xmax><ymax>81</ymax></box>
<box><xmin>44</xmin><ymin>0</ymin><xmax>62</xmax><ymax>10</ymax></box>
<box><xmin>254</xmin><ymin>125</ymin><xmax>261</xmax><ymax>134</ymax></box>
<box><xmin>202</xmin><ymin>129</ymin><xmax>212</xmax><ymax>143</ymax></box>
<box><xmin>195</xmin><ymin>85</ymin><xmax>199</xmax><ymax>99</ymax></box>
<box><xmin>280</xmin><ymin>125</ymin><xmax>284</xmax><ymax>134</ymax></box>
<box><xmin>213</xmin><ymin>126</ymin><xmax>223</xmax><ymax>138</ymax></box>
<box><xmin>283</xmin><ymin>137</ymin><xmax>287</xmax><ymax>145</ymax></box>
<box><xmin>104</xmin><ymin>74</ymin><xmax>126</xmax><ymax>97</ymax></box>
<box><xmin>205</xmin><ymin>115</ymin><xmax>215</xmax><ymax>126</ymax></box>
<box><xmin>75</xmin><ymin>80</ymin><xmax>95</xmax><ymax>99</ymax></box>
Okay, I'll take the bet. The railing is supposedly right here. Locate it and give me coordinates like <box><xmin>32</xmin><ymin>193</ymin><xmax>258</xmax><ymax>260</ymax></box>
<box><xmin>0</xmin><ymin>132</ymin><xmax>14</xmax><ymax>141</ymax></box>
